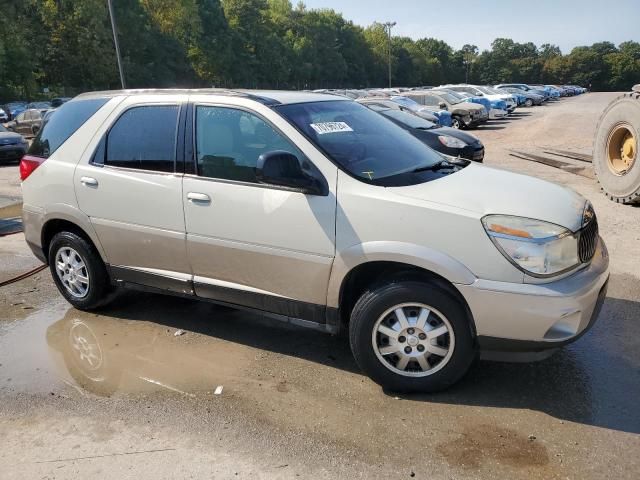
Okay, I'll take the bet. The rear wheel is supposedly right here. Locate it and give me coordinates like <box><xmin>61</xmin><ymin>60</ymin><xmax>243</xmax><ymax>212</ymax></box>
<box><xmin>349</xmin><ymin>280</ymin><xmax>475</xmax><ymax>393</ymax></box>
<box><xmin>49</xmin><ymin>231</ymin><xmax>115</xmax><ymax>310</ymax></box>
<box><xmin>525</xmin><ymin>98</ymin><xmax>533</xmax><ymax>107</ymax></box>
<box><xmin>451</xmin><ymin>116</ymin><xmax>463</xmax><ymax>129</ymax></box>
<box><xmin>593</xmin><ymin>92</ymin><xmax>640</xmax><ymax>204</ymax></box>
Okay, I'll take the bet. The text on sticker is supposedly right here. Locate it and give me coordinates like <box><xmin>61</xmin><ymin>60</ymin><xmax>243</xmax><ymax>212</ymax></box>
<box><xmin>310</xmin><ymin>122</ymin><xmax>354</xmax><ymax>135</ymax></box>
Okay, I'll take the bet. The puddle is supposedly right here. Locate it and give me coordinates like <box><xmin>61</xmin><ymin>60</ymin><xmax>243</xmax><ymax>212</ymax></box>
<box><xmin>0</xmin><ymin>295</ymin><xmax>260</xmax><ymax>397</ymax></box>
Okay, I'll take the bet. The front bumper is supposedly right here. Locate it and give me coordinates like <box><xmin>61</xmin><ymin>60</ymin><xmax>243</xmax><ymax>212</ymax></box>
<box><xmin>0</xmin><ymin>143</ymin><xmax>26</xmax><ymax>162</ymax></box>
<box><xmin>489</xmin><ymin>108</ymin><xmax>508</xmax><ymax>119</ymax></box>
<box><xmin>456</xmin><ymin>237</ymin><xmax>610</xmax><ymax>360</ymax></box>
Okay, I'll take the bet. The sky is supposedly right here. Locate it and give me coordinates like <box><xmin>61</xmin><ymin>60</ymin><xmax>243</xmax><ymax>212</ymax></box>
<box><xmin>301</xmin><ymin>0</ymin><xmax>638</xmax><ymax>53</ymax></box>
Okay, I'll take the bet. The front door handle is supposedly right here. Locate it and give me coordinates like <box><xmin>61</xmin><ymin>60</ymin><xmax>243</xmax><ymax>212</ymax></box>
<box><xmin>187</xmin><ymin>192</ymin><xmax>211</xmax><ymax>204</ymax></box>
<box><xmin>80</xmin><ymin>176</ymin><xmax>99</xmax><ymax>187</ymax></box>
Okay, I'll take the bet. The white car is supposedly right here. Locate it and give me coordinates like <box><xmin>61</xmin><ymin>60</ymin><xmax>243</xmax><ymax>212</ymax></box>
<box><xmin>20</xmin><ymin>90</ymin><xmax>609</xmax><ymax>393</ymax></box>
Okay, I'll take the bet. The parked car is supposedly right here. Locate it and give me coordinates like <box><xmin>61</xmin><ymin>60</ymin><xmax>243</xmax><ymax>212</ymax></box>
<box><xmin>404</xmin><ymin>90</ymin><xmax>488</xmax><ymax>129</ymax></box>
<box><xmin>50</xmin><ymin>97</ymin><xmax>72</xmax><ymax>108</ymax></box>
<box><xmin>0</xmin><ymin>124</ymin><xmax>28</xmax><ymax>163</ymax></box>
<box><xmin>21</xmin><ymin>90</ymin><xmax>609</xmax><ymax>393</ymax></box>
<box><xmin>441</xmin><ymin>85</ymin><xmax>517</xmax><ymax>113</ymax></box>
<box><xmin>495</xmin><ymin>86</ymin><xmax>544</xmax><ymax>107</ymax></box>
<box><xmin>495</xmin><ymin>84</ymin><xmax>550</xmax><ymax>101</ymax></box>
<box><xmin>357</xmin><ymin>97</ymin><xmax>440</xmax><ymax>123</ymax></box>
<box><xmin>26</xmin><ymin>101</ymin><xmax>52</xmax><ymax>110</ymax></box>
<box><xmin>0</xmin><ymin>108</ymin><xmax>8</xmax><ymax>123</ymax></box>
<box><xmin>6</xmin><ymin>108</ymin><xmax>48</xmax><ymax>137</ymax></box>
<box><xmin>3</xmin><ymin>101</ymin><xmax>27</xmax><ymax>120</ymax></box>
<box><xmin>390</xmin><ymin>96</ymin><xmax>453</xmax><ymax>127</ymax></box>
<box><xmin>366</xmin><ymin>104</ymin><xmax>485</xmax><ymax>162</ymax></box>
<box><xmin>435</xmin><ymin>88</ymin><xmax>507</xmax><ymax>120</ymax></box>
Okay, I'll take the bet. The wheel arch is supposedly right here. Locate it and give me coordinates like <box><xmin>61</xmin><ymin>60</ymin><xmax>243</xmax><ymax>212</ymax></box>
<box><xmin>328</xmin><ymin>242</ymin><xmax>478</xmax><ymax>336</ymax></box>
<box><xmin>41</xmin><ymin>209</ymin><xmax>107</xmax><ymax>264</ymax></box>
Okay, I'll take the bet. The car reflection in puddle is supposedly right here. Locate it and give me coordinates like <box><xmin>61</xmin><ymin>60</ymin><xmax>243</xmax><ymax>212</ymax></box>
<box><xmin>45</xmin><ymin>305</ymin><xmax>257</xmax><ymax>397</ymax></box>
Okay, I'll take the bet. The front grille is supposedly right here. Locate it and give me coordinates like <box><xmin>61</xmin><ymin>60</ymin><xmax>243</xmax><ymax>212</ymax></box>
<box><xmin>578</xmin><ymin>215</ymin><xmax>598</xmax><ymax>263</ymax></box>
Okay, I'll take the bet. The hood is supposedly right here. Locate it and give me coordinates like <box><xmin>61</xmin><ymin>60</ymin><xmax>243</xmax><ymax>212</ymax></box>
<box><xmin>453</xmin><ymin>101</ymin><xmax>484</xmax><ymax>112</ymax></box>
<box><xmin>432</xmin><ymin>126</ymin><xmax>481</xmax><ymax>145</ymax></box>
<box><xmin>393</xmin><ymin>162</ymin><xmax>587</xmax><ymax>232</ymax></box>
<box><xmin>0</xmin><ymin>131</ymin><xmax>25</xmax><ymax>144</ymax></box>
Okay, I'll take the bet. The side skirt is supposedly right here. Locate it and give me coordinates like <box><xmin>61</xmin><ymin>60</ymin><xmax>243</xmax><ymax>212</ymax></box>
<box><xmin>108</xmin><ymin>265</ymin><xmax>337</xmax><ymax>334</ymax></box>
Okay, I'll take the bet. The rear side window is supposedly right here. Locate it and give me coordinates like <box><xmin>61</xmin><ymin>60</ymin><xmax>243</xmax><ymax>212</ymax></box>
<box><xmin>102</xmin><ymin>105</ymin><xmax>179</xmax><ymax>173</ymax></box>
<box><xmin>29</xmin><ymin>98</ymin><xmax>108</xmax><ymax>158</ymax></box>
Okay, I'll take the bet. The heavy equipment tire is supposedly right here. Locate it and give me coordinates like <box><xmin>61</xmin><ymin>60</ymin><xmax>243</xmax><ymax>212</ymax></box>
<box><xmin>593</xmin><ymin>92</ymin><xmax>640</xmax><ymax>204</ymax></box>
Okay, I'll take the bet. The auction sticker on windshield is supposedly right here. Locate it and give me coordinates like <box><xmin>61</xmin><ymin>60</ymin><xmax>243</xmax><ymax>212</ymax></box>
<box><xmin>310</xmin><ymin>122</ymin><xmax>354</xmax><ymax>134</ymax></box>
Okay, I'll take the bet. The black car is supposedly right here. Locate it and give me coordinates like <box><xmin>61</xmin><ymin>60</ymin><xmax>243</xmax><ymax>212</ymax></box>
<box><xmin>0</xmin><ymin>125</ymin><xmax>28</xmax><ymax>163</ymax></box>
<box><xmin>369</xmin><ymin>105</ymin><xmax>484</xmax><ymax>162</ymax></box>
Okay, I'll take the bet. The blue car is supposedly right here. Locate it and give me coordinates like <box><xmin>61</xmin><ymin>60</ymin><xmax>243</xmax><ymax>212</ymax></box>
<box><xmin>438</xmin><ymin>89</ymin><xmax>509</xmax><ymax>119</ymax></box>
<box><xmin>3</xmin><ymin>102</ymin><xmax>27</xmax><ymax>121</ymax></box>
<box><xmin>390</xmin><ymin>96</ymin><xmax>452</xmax><ymax>127</ymax></box>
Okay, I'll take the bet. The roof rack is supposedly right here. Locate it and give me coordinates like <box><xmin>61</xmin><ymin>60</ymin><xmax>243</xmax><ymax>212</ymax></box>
<box><xmin>75</xmin><ymin>88</ymin><xmax>282</xmax><ymax>106</ymax></box>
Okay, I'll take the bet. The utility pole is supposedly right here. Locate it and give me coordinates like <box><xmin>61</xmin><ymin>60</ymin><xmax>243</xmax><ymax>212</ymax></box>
<box><xmin>107</xmin><ymin>0</ymin><xmax>126</xmax><ymax>89</ymax></box>
<box><xmin>383</xmin><ymin>21</ymin><xmax>396</xmax><ymax>88</ymax></box>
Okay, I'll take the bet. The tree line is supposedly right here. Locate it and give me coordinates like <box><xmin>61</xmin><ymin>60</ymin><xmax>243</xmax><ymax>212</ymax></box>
<box><xmin>1</xmin><ymin>0</ymin><xmax>638</xmax><ymax>101</ymax></box>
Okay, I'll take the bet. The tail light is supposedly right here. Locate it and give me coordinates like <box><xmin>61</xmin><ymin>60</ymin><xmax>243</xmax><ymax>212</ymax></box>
<box><xmin>19</xmin><ymin>155</ymin><xmax>46</xmax><ymax>181</ymax></box>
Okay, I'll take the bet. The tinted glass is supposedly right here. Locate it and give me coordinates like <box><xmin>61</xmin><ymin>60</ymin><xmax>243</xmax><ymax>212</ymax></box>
<box><xmin>29</xmin><ymin>98</ymin><xmax>108</xmax><ymax>158</ymax></box>
<box><xmin>106</xmin><ymin>105</ymin><xmax>178</xmax><ymax>172</ymax></box>
<box><xmin>195</xmin><ymin>106</ymin><xmax>304</xmax><ymax>183</ymax></box>
<box><xmin>423</xmin><ymin>96</ymin><xmax>440</xmax><ymax>106</ymax></box>
<box><xmin>381</xmin><ymin>109</ymin><xmax>436</xmax><ymax>129</ymax></box>
<box><xmin>277</xmin><ymin>100</ymin><xmax>444</xmax><ymax>183</ymax></box>
<box><xmin>16</xmin><ymin>112</ymin><xmax>26</xmax><ymax>122</ymax></box>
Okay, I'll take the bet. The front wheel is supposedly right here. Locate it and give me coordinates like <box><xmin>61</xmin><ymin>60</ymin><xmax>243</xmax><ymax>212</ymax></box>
<box><xmin>49</xmin><ymin>231</ymin><xmax>115</xmax><ymax>310</ymax></box>
<box><xmin>349</xmin><ymin>280</ymin><xmax>475</xmax><ymax>393</ymax></box>
<box><xmin>451</xmin><ymin>117</ymin><xmax>463</xmax><ymax>129</ymax></box>
<box><xmin>525</xmin><ymin>98</ymin><xmax>533</xmax><ymax>107</ymax></box>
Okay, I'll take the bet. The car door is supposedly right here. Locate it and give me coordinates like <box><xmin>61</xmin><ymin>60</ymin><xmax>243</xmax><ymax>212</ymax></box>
<box><xmin>74</xmin><ymin>96</ymin><xmax>192</xmax><ymax>294</ymax></box>
<box><xmin>14</xmin><ymin>112</ymin><xmax>28</xmax><ymax>135</ymax></box>
<box><xmin>182</xmin><ymin>99</ymin><xmax>337</xmax><ymax>323</ymax></box>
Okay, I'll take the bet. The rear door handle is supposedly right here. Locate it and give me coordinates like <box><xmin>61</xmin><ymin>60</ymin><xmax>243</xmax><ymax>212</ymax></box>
<box><xmin>187</xmin><ymin>192</ymin><xmax>211</xmax><ymax>204</ymax></box>
<box><xmin>80</xmin><ymin>176</ymin><xmax>98</xmax><ymax>187</ymax></box>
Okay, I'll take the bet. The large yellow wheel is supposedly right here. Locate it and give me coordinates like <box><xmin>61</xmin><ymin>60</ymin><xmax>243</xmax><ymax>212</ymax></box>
<box><xmin>593</xmin><ymin>92</ymin><xmax>640</xmax><ymax>204</ymax></box>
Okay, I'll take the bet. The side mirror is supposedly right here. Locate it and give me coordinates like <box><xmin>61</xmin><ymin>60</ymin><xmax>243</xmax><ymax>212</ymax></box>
<box><xmin>438</xmin><ymin>102</ymin><xmax>447</xmax><ymax>110</ymax></box>
<box><xmin>476</xmin><ymin>92</ymin><xmax>484</xmax><ymax>96</ymax></box>
<box><xmin>256</xmin><ymin>151</ymin><xmax>327</xmax><ymax>196</ymax></box>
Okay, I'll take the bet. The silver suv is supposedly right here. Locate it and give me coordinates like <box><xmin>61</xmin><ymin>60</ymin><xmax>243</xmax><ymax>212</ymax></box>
<box><xmin>21</xmin><ymin>90</ymin><xmax>609</xmax><ymax>392</ymax></box>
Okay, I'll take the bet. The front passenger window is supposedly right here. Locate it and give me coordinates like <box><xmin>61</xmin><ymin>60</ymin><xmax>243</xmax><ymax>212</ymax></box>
<box><xmin>195</xmin><ymin>106</ymin><xmax>304</xmax><ymax>183</ymax></box>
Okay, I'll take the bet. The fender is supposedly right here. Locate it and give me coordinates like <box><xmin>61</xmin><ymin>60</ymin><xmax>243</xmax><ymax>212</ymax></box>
<box><xmin>325</xmin><ymin>240</ymin><xmax>477</xmax><ymax>308</ymax></box>
<box><xmin>38</xmin><ymin>203</ymin><xmax>109</xmax><ymax>262</ymax></box>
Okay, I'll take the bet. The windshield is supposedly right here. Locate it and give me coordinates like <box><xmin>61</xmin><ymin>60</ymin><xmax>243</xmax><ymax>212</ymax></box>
<box><xmin>276</xmin><ymin>100</ymin><xmax>445</xmax><ymax>183</ymax></box>
<box><xmin>390</xmin><ymin>96</ymin><xmax>420</xmax><ymax>111</ymax></box>
<box><xmin>380</xmin><ymin>109</ymin><xmax>436</xmax><ymax>130</ymax></box>
<box><xmin>436</xmin><ymin>92</ymin><xmax>461</xmax><ymax>105</ymax></box>
<box><xmin>442</xmin><ymin>90</ymin><xmax>469</xmax><ymax>101</ymax></box>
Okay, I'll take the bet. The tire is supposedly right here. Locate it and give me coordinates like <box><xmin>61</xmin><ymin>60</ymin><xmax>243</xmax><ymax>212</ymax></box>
<box><xmin>525</xmin><ymin>98</ymin><xmax>533</xmax><ymax>107</ymax></box>
<box><xmin>349</xmin><ymin>279</ymin><xmax>475</xmax><ymax>393</ymax></box>
<box><xmin>593</xmin><ymin>92</ymin><xmax>640</xmax><ymax>204</ymax></box>
<box><xmin>451</xmin><ymin>117</ymin><xmax>462</xmax><ymax>129</ymax></box>
<box><xmin>48</xmin><ymin>231</ymin><xmax>115</xmax><ymax>310</ymax></box>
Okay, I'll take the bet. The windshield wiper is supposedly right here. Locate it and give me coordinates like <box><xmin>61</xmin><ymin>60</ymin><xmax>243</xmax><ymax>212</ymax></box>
<box><xmin>410</xmin><ymin>159</ymin><xmax>455</xmax><ymax>173</ymax></box>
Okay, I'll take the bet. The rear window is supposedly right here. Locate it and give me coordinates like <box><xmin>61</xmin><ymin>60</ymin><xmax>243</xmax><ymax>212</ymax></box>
<box><xmin>29</xmin><ymin>98</ymin><xmax>108</xmax><ymax>158</ymax></box>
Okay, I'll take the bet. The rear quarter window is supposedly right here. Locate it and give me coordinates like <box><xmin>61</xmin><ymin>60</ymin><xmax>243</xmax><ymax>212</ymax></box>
<box><xmin>28</xmin><ymin>98</ymin><xmax>109</xmax><ymax>158</ymax></box>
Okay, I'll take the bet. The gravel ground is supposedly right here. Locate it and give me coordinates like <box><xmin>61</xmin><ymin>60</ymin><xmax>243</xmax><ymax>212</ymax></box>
<box><xmin>0</xmin><ymin>92</ymin><xmax>639</xmax><ymax>479</ymax></box>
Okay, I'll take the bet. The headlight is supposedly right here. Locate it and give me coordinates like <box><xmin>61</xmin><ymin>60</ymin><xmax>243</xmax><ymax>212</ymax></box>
<box><xmin>482</xmin><ymin>215</ymin><xmax>579</xmax><ymax>277</ymax></box>
<box><xmin>438</xmin><ymin>135</ymin><xmax>467</xmax><ymax>148</ymax></box>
